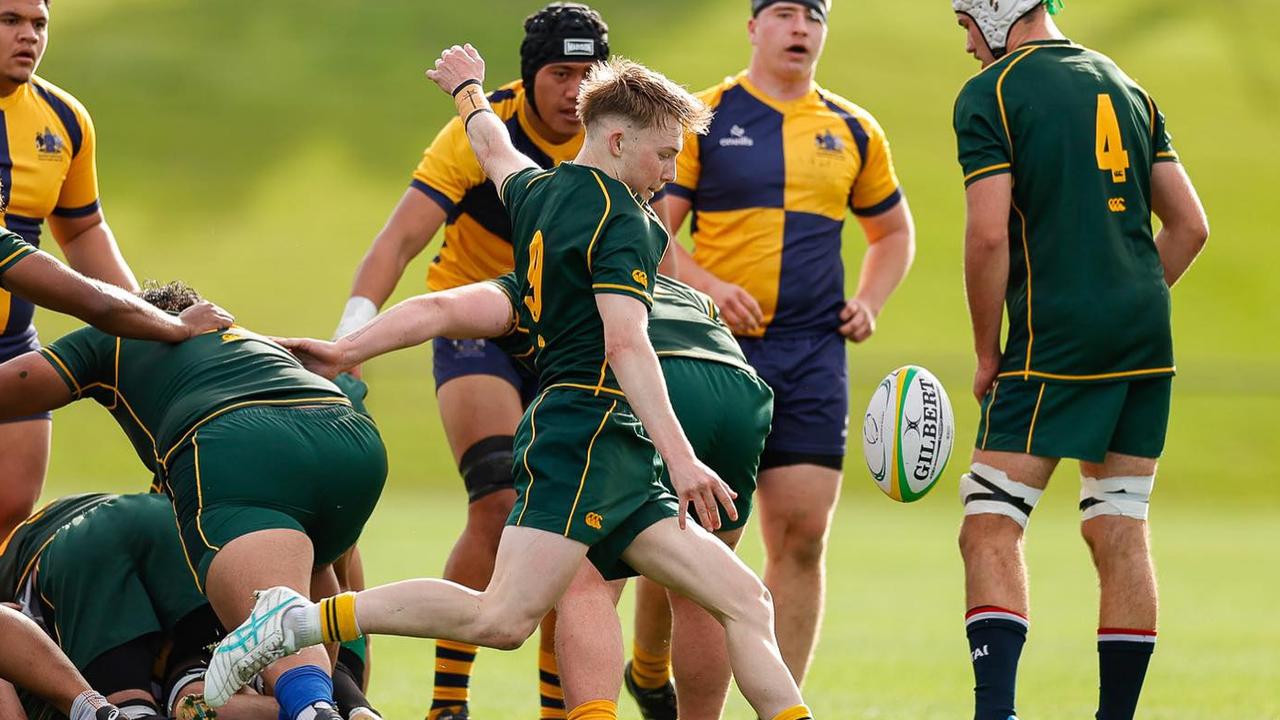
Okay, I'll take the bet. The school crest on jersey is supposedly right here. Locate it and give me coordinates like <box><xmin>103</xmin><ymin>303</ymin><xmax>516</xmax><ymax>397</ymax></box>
<box><xmin>815</xmin><ymin>129</ymin><xmax>844</xmax><ymax>154</ymax></box>
<box><xmin>35</xmin><ymin>126</ymin><xmax>65</xmax><ymax>158</ymax></box>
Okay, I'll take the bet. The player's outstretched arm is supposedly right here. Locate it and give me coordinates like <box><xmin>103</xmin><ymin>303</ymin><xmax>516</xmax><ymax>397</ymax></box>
<box><xmin>963</xmin><ymin>174</ymin><xmax>1012</xmax><ymax>400</ymax></box>
<box><xmin>1150</xmin><ymin>162</ymin><xmax>1210</xmax><ymax>287</ymax></box>
<box><xmin>596</xmin><ymin>293</ymin><xmax>737</xmax><ymax>530</ymax></box>
<box><xmin>277</xmin><ymin>281</ymin><xmax>515</xmax><ymax>379</ymax></box>
<box><xmin>0</xmin><ymin>352</ymin><xmax>73</xmax><ymax>420</ymax></box>
<box><xmin>425</xmin><ymin>44</ymin><xmax>538</xmax><ymax>194</ymax></box>
<box><xmin>4</xmin><ymin>250</ymin><xmax>232</xmax><ymax>342</ymax></box>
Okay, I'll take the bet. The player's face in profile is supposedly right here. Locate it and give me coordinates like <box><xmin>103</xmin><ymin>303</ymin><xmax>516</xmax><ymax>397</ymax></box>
<box><xmin>956</xmin><ymin>13</ymin><xmax>997</xmax><ymax>68</ymax></box>
<box><xmin>533</xmin><ymin>62</ymin><xmax>593</xmax><ymax>138</ymax></box>
<box><xmin>748</xmin><ymin>3</ymin><xmax>827</xmax><ymax>78</ymax></box>
<box><xmin>617</xmin><ymin>122</ymin><xmax>682</xmax><ymax>202</ymax></box>
<box><xmin>0</xmin><ymin>0</ymin><xmax>46</xmax><ymax>89</ymax></box>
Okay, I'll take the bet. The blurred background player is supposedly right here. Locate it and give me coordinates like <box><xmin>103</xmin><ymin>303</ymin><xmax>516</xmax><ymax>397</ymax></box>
<box><xmin>648</xmin><ymin>0</ymin><xmax>916</xmax><ymax>701</ymax></box>
<box><xmin>0</xmin><ymin>282</ymin><xmax>389</xmax><ymax>720</ymax></box>
<box><xmin>949</xmin><ymin>1</ymin><xmax>1209</xmax><ymax>719</ymax></box>
<box><xmin>0</xmin><ymin>0</ymin><xmax>146</xmax><ymax>540</ymax></box>
<box><xmin>331</xmin><ymin>5</ymin><xmax>608</xmax><ymax>718</ymax></box>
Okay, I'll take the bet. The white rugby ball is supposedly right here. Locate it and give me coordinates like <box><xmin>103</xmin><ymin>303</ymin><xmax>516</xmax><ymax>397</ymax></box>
<box><xmin>862</xmin><ymin>365</ymin><xmax>955</xmax><ymax>502</ymax></box>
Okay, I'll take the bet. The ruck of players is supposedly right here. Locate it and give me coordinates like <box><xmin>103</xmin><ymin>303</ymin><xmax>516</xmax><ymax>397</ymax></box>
<box><xmin>0</xmin><ymin>1</ymin><xmax>1211</xmax><ymax>719</ymax></box>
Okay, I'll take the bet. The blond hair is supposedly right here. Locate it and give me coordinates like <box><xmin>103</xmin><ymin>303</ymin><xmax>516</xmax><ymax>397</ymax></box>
<box><xmin>577</xmin><ymin>57</ymin><xmax>712</xmax><ymax>135</ymax></box>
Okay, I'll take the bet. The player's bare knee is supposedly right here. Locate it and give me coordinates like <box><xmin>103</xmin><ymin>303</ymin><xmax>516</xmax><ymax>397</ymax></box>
<box><xmin>775</xmin><ymin>519</ymin><xmax>831</xmax><ymax>568</ymax></box>
<box><xmin>958</xmin><ymin>514</ymin><xmax>1023</xmax><ymax>561</ymax></box>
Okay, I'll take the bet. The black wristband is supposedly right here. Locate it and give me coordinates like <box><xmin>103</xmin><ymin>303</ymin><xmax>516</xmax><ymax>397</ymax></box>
<box><xmin>451</xmin><ymin>78</ymin><xmax>482</xmax><ymax>97</ymax></box>
<box><xmin>464</xmin><ymin>107</ymin><xmax>496</xmax><ymax>130</ymax></box>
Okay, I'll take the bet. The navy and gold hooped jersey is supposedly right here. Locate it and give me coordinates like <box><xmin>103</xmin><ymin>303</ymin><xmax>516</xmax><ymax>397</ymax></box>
<box><xmin>0</xmin><ymin>76</ymin><xmax>100</xmax><ymax>350</ymax></box>
<box><xmin>666</xmin><ymin>72</ymin><xmax>903</xmax><ymax>338</ymax></box>
<box><xmin>954</xmin><ymin>40</ymin><xmax>1178</xmax><ymax>383</ymax></box>
<box><xmin>412</xmin><ymin>80</ymin><xmax>583</xmax><ymax>292</ymax></box>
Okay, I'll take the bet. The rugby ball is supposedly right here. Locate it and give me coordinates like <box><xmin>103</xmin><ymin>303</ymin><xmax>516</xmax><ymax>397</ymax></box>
<box><xmin>862</xmin><ymin>365</ymin><xmax>955</xmax><ymax>502</ymax></box>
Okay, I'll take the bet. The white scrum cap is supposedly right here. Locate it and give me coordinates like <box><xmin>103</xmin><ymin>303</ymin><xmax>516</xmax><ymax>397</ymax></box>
<box><xmin>952</xmin><ymin>0</ymin><xmax>1063</xmax><ymax>55</ymax></box>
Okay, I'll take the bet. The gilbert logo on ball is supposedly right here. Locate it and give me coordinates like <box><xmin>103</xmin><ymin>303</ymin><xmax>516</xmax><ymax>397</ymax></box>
<box><xmin>862</xmin><ymin>365</ymin><xmax>955</xmax><ymax>502</ymax></box>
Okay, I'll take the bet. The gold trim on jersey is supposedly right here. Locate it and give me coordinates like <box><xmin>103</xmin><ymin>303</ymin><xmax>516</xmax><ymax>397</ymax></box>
<box><xmin>1012</xmin><ymin>200</ymin><xmax>1035</xmax><ymax>375</ymax></box>
<box><xmin>515</xmin><ymin>391</ymin><xmax>550</xmax><ymax>527</ymax></box>
<box><xmin>38</xmin><ymin>348</ymin><xmax>82</xmax><ymax>397</ymax></box>
<box><xmin>545</xmin><ymin>382</ymin><xmax>626</xmax><ymax>398</ymax></box>
<box><xmin>997</xmin><ymin>367</ymin><xmax>1176</xmax><ymax>382</ymax></box>
<box><xmin>1026</xmin><ymin>383</ymin><xmax>1047</xmax><ymax>453</ymax></box>
<box><xmin>996</xmin><ymin>46</ymin><xmax>1043</xmax><ymax>162</ymax></box>
<box><xmin>158</xmin><ymin>396</ymin><xmax>352</xmax><ymax>470</ymax></box>
<box><xmin>963</xmin><ymin>163</ymin><xmax>1012</xmax><ymax>185</ymax></box>
<box><xmin>565</xmin><ymin>399</ymin><xmax>618</xmax><ymax>536</ymax></box>
<box><xmin>0</xmin><ymin>246</ymin><xmax>33</xmax><ymax>269</ymax></box>
<box><xmin>591</xmin><ymin>283</ymin><xmax>653</xmax><ymax>304</ymax></box>
<box><xmin>192</xmin><ymin>433</ymin><xmax>221</xmax><ymax>557</ymax></box>
<box><xmin>981</xmin><ymin>380</ymin><xmax>1000</xmax><ymax>450</ymax></box>
<box><xmin>585</xmin><ymin>169</ymin><xmax>613</xmax><ymax>272</ymax></box>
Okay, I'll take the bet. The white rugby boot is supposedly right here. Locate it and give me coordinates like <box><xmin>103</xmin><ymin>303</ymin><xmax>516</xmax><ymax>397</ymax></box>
<box><xmin>204</xmin><ymin>586</ymin><xmax>311</xmax><ymax>707</ymax></box>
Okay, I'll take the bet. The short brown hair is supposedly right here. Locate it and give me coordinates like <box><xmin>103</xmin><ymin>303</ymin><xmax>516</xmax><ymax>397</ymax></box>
<box><xmin>139</xmin><ymin>280</ymin><xmax>202</xmax><ymax>313</ymax></box>
<box><xmin>577</xmin><ymin>57</ymin><xmax>712</xmax><ymax>135</ymax></box>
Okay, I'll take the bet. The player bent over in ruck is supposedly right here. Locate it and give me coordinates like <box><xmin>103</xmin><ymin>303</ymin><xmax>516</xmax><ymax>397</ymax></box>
<box><xmin>206</xmin><ymin>46</ymin><xmax>817</xmax><ymax>720</ymax></box>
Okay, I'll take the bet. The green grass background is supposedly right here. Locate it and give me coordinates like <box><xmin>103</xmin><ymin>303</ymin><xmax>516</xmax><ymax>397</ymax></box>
<box><xmin>30</xmin><ymin>1</ymin><xmax>1279</xmax><ymax>717</ymax></box>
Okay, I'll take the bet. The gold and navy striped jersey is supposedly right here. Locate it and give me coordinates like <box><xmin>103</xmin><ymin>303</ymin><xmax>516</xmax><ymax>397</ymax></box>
<box><xmin>0</xmin><ymin>76</ymin><xmax>100</xmax><ymax>346</ymax></box>
<box><xmin>412</xmin><ymin>80</ymin><xmax>583</xmax><ymax>292</ymax></box>
<box><xmin>667</xmin><ymin>72</ymin><xmax>903</xmax><ymax>337</ymax></box>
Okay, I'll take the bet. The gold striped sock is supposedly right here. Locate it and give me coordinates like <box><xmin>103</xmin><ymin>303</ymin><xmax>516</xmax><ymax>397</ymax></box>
<box><xmin>567</xmin><ymin>699</ymin><xmax>617</xmax><ymax>720</ymax></box>
<box><xmin>318</xmin><ymin>592</ymin><xmax>361</xmax><ymax>644</ymax></box>
<box><xmin>429</xmin><ymin>639</ymin><xmax>477</xmax><ymax>713</ymax></box>
<box><xmin>630</xmin><ymin>641</ymin><xmax>671</xmax><ymax>690</ymax></box>
<box><xmin>771</xmin><ymin>704</ymin><xmax>814</xmax><ymax>720</ymax></box>
<box><xmin>538</xmin><ymin>647</ymin><xmax>566</xmax><ymax>719</ymax></box>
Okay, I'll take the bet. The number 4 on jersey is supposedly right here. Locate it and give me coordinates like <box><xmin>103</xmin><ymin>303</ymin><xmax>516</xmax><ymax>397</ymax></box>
<box><xmin>1095</xmin><ymin>94</ymin><xmax>1130</xmax><ymax>183</ymax></box>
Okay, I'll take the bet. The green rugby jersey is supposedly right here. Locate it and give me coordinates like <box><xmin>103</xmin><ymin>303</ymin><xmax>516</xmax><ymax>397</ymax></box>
<box><xmin>499</xmin><ymin>162</ymin><xmax>668</xmax><ymax>396</ymax></box>
<box><xmin>40</xmin><ymin>325</ymin><xmax>348</xmax><ymax>474</ymax></box>
<box><xmin>491</xmin><ymin>273</ymin><xmax>754</xmax><ymax>376</ymax></box>
<box><xmin>650</xmin><ymin>275</ymin><xmax>753</xmax><ymax>374</ymax></box>
<box><xmin>0</xmin><ymin>493</ymin><xmax>112</xmax><ymax>601</ymax></box>
<box><xmin>0</xmin><ymin>229</ymin><xmax>36</xmax><ymax>279</ymax></box>
<box><xmin>954</xmin><ymin>39</ymin><xmax>1179</xmax><ymax>383</ymax></box>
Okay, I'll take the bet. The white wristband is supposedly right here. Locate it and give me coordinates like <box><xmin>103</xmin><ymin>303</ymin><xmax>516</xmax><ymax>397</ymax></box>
<box><xmin>334</xmin><ymin>296</ymin><xmax>378</xmax><ymax>340</ymax></box>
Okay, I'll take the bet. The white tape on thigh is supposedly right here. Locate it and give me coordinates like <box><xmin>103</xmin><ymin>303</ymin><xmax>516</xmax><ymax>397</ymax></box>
<box><xmin>959</xmin><ymin>463</ymin><xmax>1044</xmax><ymax>528</ymax></box>
<box><xmin>1080</xmin><ymin>475</ymin><xmax>1154</xmax><ymax>521</ymax></box>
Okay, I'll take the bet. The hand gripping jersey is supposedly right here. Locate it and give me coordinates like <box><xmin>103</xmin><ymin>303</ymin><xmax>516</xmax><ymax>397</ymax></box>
<box><xmin>412</xmin><ymin>80</ymin><xmax>584</xmax><ymax>292</ymax></box>
<box><xmin>954</xmin><ymin>40</ymin><xmax>1180</xmax><ymax>383</ymax></box>
<box><xmin>666</xmin><ymin>72</ymin><xmax>903</xmax><ymax>337</ymax></box>
<box><xmin>0</xmin><ymin>77</ymin><xmax>100</xmax><ymax>353</ymax></box>
<box><xmin>39</xmin><ymin>325</ymin><xmax>349</xmax><ymax>479</ymax></box>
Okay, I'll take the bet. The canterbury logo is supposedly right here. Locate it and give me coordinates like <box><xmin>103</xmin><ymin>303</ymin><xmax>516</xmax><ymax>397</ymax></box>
<box><xmin>585</xmin><ymin>512</ymin><xmax>604</xmax><ymax>529</ymax></box>
<box><xmin>631</xmin><ymin>269</ymin><xmax>648</xmax><ymax>286</ymax></box>
<box><xmin>1108</xmin><ymin>197</ymin><xmax>1126</xmax><ymax>212</ymax></box>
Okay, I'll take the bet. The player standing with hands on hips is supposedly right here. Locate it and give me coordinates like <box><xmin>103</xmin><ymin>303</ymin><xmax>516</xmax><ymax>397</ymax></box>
<box><xmin>950</xmin><ymin>1</ymin><xmax>1208</xmax><ymax>719</ymax></box>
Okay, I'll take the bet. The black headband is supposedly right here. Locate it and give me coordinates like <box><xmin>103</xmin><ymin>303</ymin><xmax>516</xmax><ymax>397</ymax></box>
<box><xmin>751</xmin><ymin>0</ymin><xmax>830</xmax><ymax>23</ymax></box>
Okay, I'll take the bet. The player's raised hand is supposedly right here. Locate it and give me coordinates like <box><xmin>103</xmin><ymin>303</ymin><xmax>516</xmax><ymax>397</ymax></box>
<box><xmin>667</xmin><ymin>456</ymin><xmax>738</xmax><ymax>531</ymax></box>
<box><xmin>177</xmin><ymin>301</ymin><xmax>233</xmax><ymax>339</ymax></box>
<box><xmin>272</xmin><ymin>336</ymin><xmax>346</xmax><ymax>379</ymax></box>
<box><xmin>838</xmin><ymin>296</ymin><xmax>877</xmax><ymax>343</ymax></box>
<box><xmin>708</xmin><ymin>279</ymin><xmax>764</xmax><ymax>334</ymax></box>
<box><xmin>426</xmin><ymin>43</ymin><xmax>486</xmax><ymax>95</ymax></box>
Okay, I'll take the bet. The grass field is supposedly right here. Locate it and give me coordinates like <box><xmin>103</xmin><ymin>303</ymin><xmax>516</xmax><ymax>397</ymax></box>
<box><xmin>27</xmin><ymin>1</ymin><xmax>1280</xmax><ymax>717</ymax></box>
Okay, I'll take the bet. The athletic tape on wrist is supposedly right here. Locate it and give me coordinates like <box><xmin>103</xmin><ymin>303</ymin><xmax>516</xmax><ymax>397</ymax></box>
<box><xmin>335</xmin><ymin>296</ymin><xmax>377</xmax><ymax>340</ymax></box>
<box><xmin>451</xmin><ymin>78</ymin><xmax>481</xmax><ymax>97</ymax></box>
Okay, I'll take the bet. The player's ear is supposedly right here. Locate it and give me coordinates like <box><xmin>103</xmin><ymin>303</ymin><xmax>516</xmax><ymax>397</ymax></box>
<box><xmin>610</xmin><ymin>129</ymin><xmax>625</xmax><ymax>158</ymax></box>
